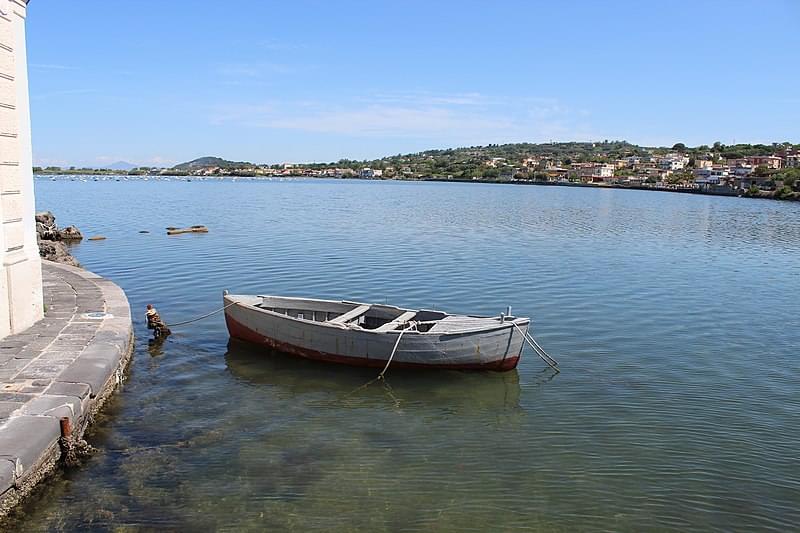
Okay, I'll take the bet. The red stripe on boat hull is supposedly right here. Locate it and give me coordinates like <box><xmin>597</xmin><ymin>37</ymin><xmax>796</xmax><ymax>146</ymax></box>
<box><xmin>225</xmin><ymin>314</ymin><xmax>520</xmax><ymax>371</ymax></box>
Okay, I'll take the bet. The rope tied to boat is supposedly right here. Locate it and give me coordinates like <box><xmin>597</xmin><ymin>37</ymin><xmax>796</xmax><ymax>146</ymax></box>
<box><xmin>511</xmin><ymin>322</ymin><xmax>559</xmax><ymax>372</ymax></box>
<box><xmin>378</xmin><ymin>321</ymin><xmax>417</xmax><ymax>380</ymax></box>
<box><xmin>341</xmin><ymin>321</ymin><xmax>418</xmax><ymax>397</ymax></box>
<box><xmin>165</xmin><ymin>301</ymin><xmax>238</xmax><ymax>327</ymax></box>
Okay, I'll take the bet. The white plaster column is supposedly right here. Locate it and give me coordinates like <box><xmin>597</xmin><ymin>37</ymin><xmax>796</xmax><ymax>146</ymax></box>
<box><xmin>0</xmin><ymin>0</ymin><xmax>43</xmax><ymax>338</ymax></box>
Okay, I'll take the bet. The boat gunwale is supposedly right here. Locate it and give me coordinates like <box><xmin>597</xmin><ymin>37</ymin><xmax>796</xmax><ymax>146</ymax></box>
<box><xmin>225</xmin><ymin>294</ymin><xmax>530</xmax><ymax>336</ymax></box>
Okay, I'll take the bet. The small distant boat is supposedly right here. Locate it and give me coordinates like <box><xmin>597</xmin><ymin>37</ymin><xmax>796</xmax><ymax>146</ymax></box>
<box><xmin>223</xmin><ymin>293</ymin><xmax>530</xmax><ymax>371</ymax></box>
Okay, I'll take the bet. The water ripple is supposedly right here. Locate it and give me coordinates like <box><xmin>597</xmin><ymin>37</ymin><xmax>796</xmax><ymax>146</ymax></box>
<box><xmin>8</xmin><ymin>178</ymin><xmax>800</xmax><ymax>532</ymax></box>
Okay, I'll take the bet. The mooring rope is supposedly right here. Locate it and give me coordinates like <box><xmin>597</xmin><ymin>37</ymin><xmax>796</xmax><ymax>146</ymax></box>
<box><xmin>378</xmin><ymin>321</ymin><xmax>417</xmax><ymax>380</ymax></box>
<box><xmin>511</xmin><ymin>322</ymin><xmax>559</xmax><ymax>372</ymax></box>
<box><xmin>165</xmin><ymin>301</ymin><xmax>238</xmax><ymax>327</ymax></box>
<box><xmin>340</xmin><ymin>322</ymin><xmax>418</xmax><ymax>397</ymax></box>
<box><xmin>526</xmin><ymin>330</ymin><xmax>559</xmax><ymax>368</ymax></box>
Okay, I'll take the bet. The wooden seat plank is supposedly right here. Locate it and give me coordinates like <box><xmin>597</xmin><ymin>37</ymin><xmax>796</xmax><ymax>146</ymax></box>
<box><xmin>374</xmin><ymin>311</ymin><xmax>418</xmax><ymax>332</ymax></box>
<box><xmin>327</xmin><ymin>304</ymin><xmax>371</xmax><ymax>324</ymax></box>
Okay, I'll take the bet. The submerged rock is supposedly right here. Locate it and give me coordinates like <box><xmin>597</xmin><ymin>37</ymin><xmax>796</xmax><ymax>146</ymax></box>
<box><xmin>88</xmin><ymin>236</ymin><xmax>106</xmax><ymax>241</ymax></box>
<box><xmin>167</xmin><ymin>225</ymin><xmax>209</xmax><ymax>235</ymax></box>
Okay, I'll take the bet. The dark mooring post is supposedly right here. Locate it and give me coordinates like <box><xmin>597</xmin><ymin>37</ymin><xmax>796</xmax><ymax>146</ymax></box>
<box><xmin>59</xmin><ymin>416</ymin><xmax>72</xmax><ymax>438</ymax></box>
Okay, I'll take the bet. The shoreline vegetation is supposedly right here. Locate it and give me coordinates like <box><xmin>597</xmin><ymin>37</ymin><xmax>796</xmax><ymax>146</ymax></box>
<box><xmin>36</xmin><ymin>174</ymin><xmax>796</xmax><ymax>203</ymax></box>
<box><xmin>35</xmin><ymin>141</ymin><xmax>800</xmax><ymax>202</ymax></box>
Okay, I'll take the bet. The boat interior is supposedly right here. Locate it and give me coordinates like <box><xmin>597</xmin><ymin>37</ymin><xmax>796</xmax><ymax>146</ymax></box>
<box><xmin>255</xmin><ymin>296</ymin><xmax>446</xmax><ymax>332</ymax></box>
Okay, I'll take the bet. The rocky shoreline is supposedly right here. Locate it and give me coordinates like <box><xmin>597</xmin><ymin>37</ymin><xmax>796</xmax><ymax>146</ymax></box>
<box><xmin>424</xmin><ymin>177</ymin><xmax>800</xmax><ymax>201</ymax></box>
<box><xmin>35</xmin><ymin>212</ymin><xmax>82</xmax><ymax>267</ymax></box>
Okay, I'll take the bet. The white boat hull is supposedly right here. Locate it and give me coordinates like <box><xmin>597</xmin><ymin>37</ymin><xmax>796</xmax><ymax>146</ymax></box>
<box><xmin>224</xmin><ymin>294</ymin><xmax>528</xmax><ymax>371</ymax></box>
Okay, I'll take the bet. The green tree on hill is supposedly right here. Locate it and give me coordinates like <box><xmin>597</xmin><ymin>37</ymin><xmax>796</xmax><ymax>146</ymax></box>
<box><xmin>753</xmin><ymin>165</ymin><xmax>771</xmax><ymax>177</ymax></box>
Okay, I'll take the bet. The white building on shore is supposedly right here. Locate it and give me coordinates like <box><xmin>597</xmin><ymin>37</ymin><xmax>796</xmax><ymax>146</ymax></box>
<box><xmin>0</xmin><ymin>0</ymin><xmax>43</xmax><ymax>338</ymax></box>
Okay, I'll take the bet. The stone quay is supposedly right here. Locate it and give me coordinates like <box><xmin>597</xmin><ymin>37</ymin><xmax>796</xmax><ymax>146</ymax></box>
<box><xmin>0</xmin><ymin>260</ymin><xmax>133</xmax><ymax>516</ymax></box>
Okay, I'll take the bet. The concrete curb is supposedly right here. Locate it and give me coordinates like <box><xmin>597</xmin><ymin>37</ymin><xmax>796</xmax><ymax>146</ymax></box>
<box><xmin>0</xmin><ymin>261</ymin><xmax>133</xmax><ymax>517</ymax></box>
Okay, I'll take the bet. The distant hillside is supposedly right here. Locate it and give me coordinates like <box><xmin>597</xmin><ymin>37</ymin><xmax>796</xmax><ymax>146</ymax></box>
<box><xmin>107</xmin><ymin>161</ymin><xmax>136</xmax><ymax>171</ymax></box>
<box><xmin>174</xmin><ymin>156</ymin><xmax>253</xmax><ymax>170</ymax></box>
<box><xmin>172</xmin><ymin>141</ymin><xmax>798</xmax><ymax>178</ymax></box>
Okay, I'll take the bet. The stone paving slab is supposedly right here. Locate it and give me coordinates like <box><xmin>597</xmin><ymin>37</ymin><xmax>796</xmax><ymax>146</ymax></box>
<box><xmin>43</xmin><ymin>382</ymin><xmax>91</xmax><ymax>401</ymax></box>
<box><xmin>22</xmin><ymin>395</ymin><xmax>84</xmax><ymax>426</ymax></box>
<box><xmin>0</xmin><ymin>261</ymin><xmax>133</xmax><ymax>515</ymax></box>
<box><xmin>0</xmin><ymin>416</ymin><xmax>60</xmax><ymax>473</ymax></box>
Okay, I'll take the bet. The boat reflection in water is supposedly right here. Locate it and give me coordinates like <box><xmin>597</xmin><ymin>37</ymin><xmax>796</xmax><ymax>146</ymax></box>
<box><xmin>224</xmin><ymin>339</ymin><xmax>523</xmax><ymax>411</ymax></box>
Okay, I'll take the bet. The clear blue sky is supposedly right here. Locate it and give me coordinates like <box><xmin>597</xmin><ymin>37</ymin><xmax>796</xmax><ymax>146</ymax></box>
<box><xmin>27</xmin><ymin>0</ymin><xmax>800</xmax><ymax>168</ymax></box>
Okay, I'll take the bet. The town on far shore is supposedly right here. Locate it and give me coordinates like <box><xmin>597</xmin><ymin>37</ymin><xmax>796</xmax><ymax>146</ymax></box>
<box><xmin>35</xmin><ymin>140</ymin><xmax>800</xmax><ymax>200</ymax></box>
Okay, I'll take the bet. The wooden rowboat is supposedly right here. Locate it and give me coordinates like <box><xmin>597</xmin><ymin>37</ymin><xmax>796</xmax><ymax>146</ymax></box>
<box><xmin>223</xmin><ymin>293</ymin><xmax>530</xmax><ymax>371</ymax></box>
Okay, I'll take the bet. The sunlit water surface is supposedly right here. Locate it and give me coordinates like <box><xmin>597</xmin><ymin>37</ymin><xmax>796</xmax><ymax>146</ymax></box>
<box><xmin>8</xmin><ymin>177</ymin><xmax>800</xmax><ymax>531</ymax></box>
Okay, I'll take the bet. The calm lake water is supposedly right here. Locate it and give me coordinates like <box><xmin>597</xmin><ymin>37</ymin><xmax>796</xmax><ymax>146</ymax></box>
<box><xmin>8</xmin><ymin>177</ymin><xmax>800</xmax><ymax>531</ymax></box>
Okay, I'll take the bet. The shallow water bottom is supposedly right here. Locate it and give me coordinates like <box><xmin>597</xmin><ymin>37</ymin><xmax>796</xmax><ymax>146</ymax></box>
<box><xmin>9</xmin><ymin>178</ymin><xmax>799</xmax><ymax>531</ymax></box>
